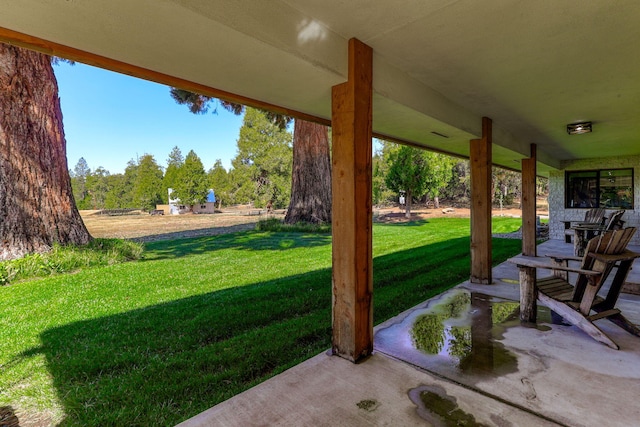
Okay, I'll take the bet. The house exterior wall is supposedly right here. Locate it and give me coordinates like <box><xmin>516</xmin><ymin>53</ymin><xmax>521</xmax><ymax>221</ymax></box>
<box><xmin>549</xmin><ymin>155</ymin><xmax>640</xmax><ymax>244</ymax></box>
<box><xmin>192</xmin><ymin>203</ymin><xmax>217</xmax><ymax>214</ymax></box>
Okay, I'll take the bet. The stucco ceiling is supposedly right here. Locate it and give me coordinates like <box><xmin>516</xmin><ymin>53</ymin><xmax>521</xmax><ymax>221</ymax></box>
<box><xmin>1</xmin><ymin>0</ymin><xmax>639</xmax><ymax>175</ymax></box>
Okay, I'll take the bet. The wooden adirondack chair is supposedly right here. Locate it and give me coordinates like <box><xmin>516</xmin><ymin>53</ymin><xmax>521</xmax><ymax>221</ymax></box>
<box><xmin>514</xmin><ymin>227</ymin><xmax>640</xmax><ymax>349</ymax></box>
<box><xmin>580</xmin><ymin>207</ymin><xmax>607</xmax><ymax>226</ymax></box>
<box><xmin>603</xmin><ymin>209</ymin><xmax>625</xmax><ymax>231</ymax></box>
<box><xmin>562</xmin><ymin>207</ymin><xmax>606</xmax><ymax>243</ymax></box>
<box><xmin>573</xmin><ymin>210</ymin><xmax>626</xmax><ymax>256</ymax></box>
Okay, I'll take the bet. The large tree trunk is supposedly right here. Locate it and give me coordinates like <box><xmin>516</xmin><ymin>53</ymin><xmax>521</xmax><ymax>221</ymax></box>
<box><xmin>285</xmin><ymin>120</ymin><xmax>331</xmax><ymax>224</ymax></box>
<box><xmin>0</xmin><ymin>44</ymin><xmax>91</xmax><ymax>260</ymax></box>
<box><xmin>405</xmin><ymin>188</ymin><xmax>412</xmax><ymax>219</ymax></box>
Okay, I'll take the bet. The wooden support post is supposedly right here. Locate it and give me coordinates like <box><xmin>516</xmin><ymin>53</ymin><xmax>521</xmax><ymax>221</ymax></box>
<box><xmin>331</xmin><ymin>38</ymin><xmax>373</xmax><ymax>362</ymax></box>
<box><xmin>521</xmin><ymin>144</ymin><xmax>537</xmax><ymax>257</ymax></box>
<box><xmin>519</xmin><ymin>266</ymin><xmax>537</xmax><ymax>322</ymax></box>
<box><xmin>470</xmin><ymin>117</ymin><xmax>492</xmax><ymax>284</ymax></box>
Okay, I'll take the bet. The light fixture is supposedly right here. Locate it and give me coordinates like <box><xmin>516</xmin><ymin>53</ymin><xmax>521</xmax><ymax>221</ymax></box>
<box><xmin>567</xmin><ymin>121</ymin><xmax>592</xmax><ymax>135</ymax></box>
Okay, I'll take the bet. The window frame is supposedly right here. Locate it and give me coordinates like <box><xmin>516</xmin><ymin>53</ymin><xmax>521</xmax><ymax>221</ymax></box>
<box><xmin>565</xmin><ymin>168</ymin><xmax>634</xmax><ymax>209</ymax></box>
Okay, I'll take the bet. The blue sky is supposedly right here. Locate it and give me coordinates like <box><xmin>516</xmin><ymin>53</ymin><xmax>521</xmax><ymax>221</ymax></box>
<box><xmin>54</xmin><ymin>62</ymin><xmax>244</xmax><ymax>174</ymax></box>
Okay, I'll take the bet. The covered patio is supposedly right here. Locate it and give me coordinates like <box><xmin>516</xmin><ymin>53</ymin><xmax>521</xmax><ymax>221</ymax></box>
<box><xmin>180</xmin><ymin>238</ymin><xmax>640</xmax><ymax>426</ymax></box>
<box><xmin>2</xmin><ymin>1</ymin><xmax>640</xmax><ymax>425</ymax></box>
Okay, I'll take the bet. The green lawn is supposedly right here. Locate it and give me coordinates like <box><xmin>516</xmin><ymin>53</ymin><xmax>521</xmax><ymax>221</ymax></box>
<box><xmin>0</xmin><ymin>217</ymin><xmax>522</xmax><ymax>426</ymax></box>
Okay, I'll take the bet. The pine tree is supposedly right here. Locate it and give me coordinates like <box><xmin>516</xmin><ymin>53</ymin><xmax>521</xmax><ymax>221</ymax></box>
<box><xmin>230</xmin><ymin>108</ymin><xmax>293</xmax><ymax>208</ymax></box>
<box><xmin>71</xmin><ymin>157</ymin><xmax>91</xmax><ymax>208</ymax></box>
<box><xmin>208</xmin><ymin>159</ymin><xmax>230</xmax><ymax>209</ymax></box>
<box><xmin>171</xmin><ymin>150</ymin><xmax>209</xmax><ymax>211</ymax></box>
<box><xmin>385</xmin><ymin>145</ymin><xmax>430</xmax><ymax>218</ymax></box>
<box><xmin>133</xmin><ymin>154</ymin><xmax>164</xmax><ymax>211</ymax></box>
<box><xmin>163</xmin><ymin>146</ymin><xmax>183</xmax><ymax>203</ymax></box>
<box><xmin>85</xmin><ymin>166</ymin><xmax>110</xmax><ymax>210</ymax></box>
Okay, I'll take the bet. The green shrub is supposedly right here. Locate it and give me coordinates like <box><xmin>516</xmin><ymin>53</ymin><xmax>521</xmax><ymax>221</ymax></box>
<box><xmin>0</xmin><ymin>238</ymin><xmax>143</xmax><ymax>285</ymax></box>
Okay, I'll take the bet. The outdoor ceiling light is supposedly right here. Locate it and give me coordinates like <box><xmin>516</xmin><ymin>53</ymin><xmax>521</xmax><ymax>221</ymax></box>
<box><xmin>567</xmin><ymin>121</ymin><xmax>592</xmax><ymax>135</ymax></box>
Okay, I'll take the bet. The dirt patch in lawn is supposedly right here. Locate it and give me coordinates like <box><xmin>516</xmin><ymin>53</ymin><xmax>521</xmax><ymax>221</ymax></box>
<box><xmin>81</xmin><ymin>208</ymin><xmax>285</xmax><ymax>242</ymax></box>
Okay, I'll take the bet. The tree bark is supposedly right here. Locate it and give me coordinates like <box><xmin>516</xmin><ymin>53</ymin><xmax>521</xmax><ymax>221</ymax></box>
<box><xmin>285</xmin><ymin>119</ymin><xmax>332</xmax><ymax>224</ymax></box>
<box><xmin>0</xmin><ymin>44</ymin><xmax>91</xmax><ymax>260</ymax></box>
<box><xmin>405</xmin><ymin>189</ymin><xmax>412</xmax><ymax>219</ymax></box>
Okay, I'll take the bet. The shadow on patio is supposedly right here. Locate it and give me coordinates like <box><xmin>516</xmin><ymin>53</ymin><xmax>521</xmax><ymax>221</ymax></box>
<box><xmin>181</xmin><ymin>239</ymin><xmax>640</xmax><ymax>427</ymax></box>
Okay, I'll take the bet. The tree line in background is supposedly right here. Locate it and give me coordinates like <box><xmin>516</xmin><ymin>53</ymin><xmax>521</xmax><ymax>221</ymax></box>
<box><xmin>70</xmin><ymin>107</ymin><xmax>293</xmax><ymax>212</ymax></box>
<box><xmin>374</xmin><ymin>141</ymin><xmax>548</xmax><ymax>217</ymax></box>
<box><xmin>71</xmin><ymin>107</ymin><xmax>548</xmax><ymax>214</ymax></box>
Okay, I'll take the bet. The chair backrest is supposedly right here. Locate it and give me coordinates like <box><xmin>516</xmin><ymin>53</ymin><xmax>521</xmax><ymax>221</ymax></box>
<box><xmin>573</xmin><ymin>227</ymin><xmax>637</xmax><ymax>307</ymax></box>
<box><xmin>584</xmin><ymin>208</ymin><xmax>606</xmax><ymax>224</ymax></box>
<box><xmin>605</xmin><ymin>210</ymin><xmax>625</xmax><ymax>231</ymax></box>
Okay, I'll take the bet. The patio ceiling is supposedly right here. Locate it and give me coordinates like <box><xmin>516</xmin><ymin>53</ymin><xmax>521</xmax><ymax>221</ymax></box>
<box><xmin>1</xmin><ymin>1</ymin><xmax>639</xmax><ymax>176</ymax></box>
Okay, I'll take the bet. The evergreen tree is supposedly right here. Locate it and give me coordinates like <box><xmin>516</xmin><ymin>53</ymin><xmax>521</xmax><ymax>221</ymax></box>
<box><xmin>208</xmin><ymin>159</ymin><xmax>230</xmax><ymax>209</ymax></box>
<box><xmin>385</xmin><ymin>145</ymin><xmax>430</xmax><ymax>218</ymax></box>
<box><xmin>104</xmin><ymin>174</ymin><xmax>128</xmax><ymax>209</ymax></box>
<box><xmin>372</xmin><ymin>140</ymin><xmax>399</xmax><ymax>206</ymax></box>
<box><xmin>85</xmin><ymin>166</ymin><xmax>110</xmax><ymax>210</ymax></box>
<box><xmin>230</xmin><ymin>108</ymin><xmax>293</xmax><ymax>208</ymax></box>
<box><xmin>71</xmin><ymin>157</ymin><xmax>91</xmax><ymax>209</ymax></box>
<box><xmin>120</xmin><ymin>159</ymin><xmax>139</xmax><ymax>208</ymax></box>
<box><xmin>423</xmin><ymin>152</ymin><xmax>456</xmax><ymax>208</ymax></box>
<box><xmin>443</xmin><ymin>161</ymin><xmax>471</xmax><ymax>203</ymax></box>
<box><xmin>163</xmin><ymin>146</ymin><xmax>183</xmax><ymax>203</ymax></box>
<box><xmin>171</xmin><ymin>150</ymin><xmax>209</xmax><ymax>211</ymax></box>
<box><xmin>492</xmin><ymin>167</ymin><xmax>521</xmax><ymax>208</ymax></box>
<box><xmin>133</xmin><ymin>154</ymin><xmax>164</xmax><ymax>210</ymax></box>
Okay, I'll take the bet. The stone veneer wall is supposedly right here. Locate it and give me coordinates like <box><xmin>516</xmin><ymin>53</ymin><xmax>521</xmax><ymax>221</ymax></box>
<box><xmin>548</xmin><ymin>155</ymin><xmax>640</xmax><ymax>245</ymax></box>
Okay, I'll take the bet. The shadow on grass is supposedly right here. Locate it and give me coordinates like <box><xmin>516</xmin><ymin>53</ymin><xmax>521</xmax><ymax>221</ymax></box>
<box><xmin>374</xmin><ymin>219</ymin><xmax>430</xmax><ymax>227</ymax></box>
<box><xmin>143</xmin><ymin>230</ymin><xmax>332</xmax><ymax>261</ymax></box>
<box><xmin>35</xmin><ymin>268</ymin><xmax>334</xmax><ymax>426</ymax></box>
<box><xmin>29</xmin><ymin>237</ymin><xmax>521</xmax><ymax>426</ymax></box>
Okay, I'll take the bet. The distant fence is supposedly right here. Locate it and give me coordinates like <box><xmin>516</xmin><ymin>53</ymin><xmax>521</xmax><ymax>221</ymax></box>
<box><xmin>94</xmin><ymin>209</ymin><xmax>141</xmax><ymax>216</ymax></box>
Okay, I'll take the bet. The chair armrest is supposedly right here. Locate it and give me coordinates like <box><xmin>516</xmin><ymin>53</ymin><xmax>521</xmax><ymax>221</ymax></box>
<box><xmin>588</xmin><ymin>250</ymin><xmax>640</xmax><ymax>263</ymax></box>
<box><xmin>544</xmin><ymin>253</ymin><xmax>582</xmax><ymax>263</ymax></box>
<box><xmin>508</xmin><ymin>255</ymin><xmax>602</xmax><ymax>276</ymax></box>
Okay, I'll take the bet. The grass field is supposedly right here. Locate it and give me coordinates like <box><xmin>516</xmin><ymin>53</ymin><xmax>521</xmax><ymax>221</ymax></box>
<box><xmin>0</xmin><ymin>217</ymin><xmax>522</xmax><ymax>426</ymax></box>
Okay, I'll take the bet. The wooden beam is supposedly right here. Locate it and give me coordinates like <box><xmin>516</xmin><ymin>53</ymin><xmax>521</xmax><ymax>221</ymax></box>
<box><xmin>331</xmin><ymin>38</ymin><xmax>373</xmax><ymax>362</ymax></box>
<box><xmin>470</xmin><ymin>117</ymin><xmax>492</xmax><ymax>284</ymax></box>
<box><xmin>521</xmin><ymin>144</ymin><xmax>537</xmax><ymax>256</ymax></box>
<box><xmin>0</xmin><ymin>26</ymin><xmax>331</xmax><ymax>127</ymax></box>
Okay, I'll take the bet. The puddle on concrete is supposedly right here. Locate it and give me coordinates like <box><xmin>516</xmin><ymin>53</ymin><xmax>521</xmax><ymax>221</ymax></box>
<box><xmin>375</xmin><ymin>289</ymin><xmax>570</xmax><ymax>379</ymax></box>
<box><xmin>408</xmin><ymin>385</ymin><xmax>491</xmax><ymax>426</ymax></box>
<box><xmin>409</xmin><ymin>291</ymin><xmax>519</xmax><ymax>376</ymax></box>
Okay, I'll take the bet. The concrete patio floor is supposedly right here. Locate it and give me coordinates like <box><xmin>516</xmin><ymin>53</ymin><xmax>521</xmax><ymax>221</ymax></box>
<box><xmin>178</xmin><ymin>239</ymin><xmax>640</xmax><ymax>426</ymax></box>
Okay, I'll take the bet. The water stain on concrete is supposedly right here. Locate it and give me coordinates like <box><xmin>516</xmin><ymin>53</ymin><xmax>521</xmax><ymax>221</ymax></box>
<box><xmin>356</xmin><ymin>399</ymin><xmax>380</xmax><ymax>412</ymax></box>
<box><xmin>408</xmin><ymin>385</ymin><xmax>494</xmax><ymax>426</ymax></box>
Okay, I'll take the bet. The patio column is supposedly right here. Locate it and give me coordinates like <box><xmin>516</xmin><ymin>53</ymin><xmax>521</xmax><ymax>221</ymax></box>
<box><xmin>521</xmin><ymin>144</ymin><xmax>537</xmax><ymax>257</ymax></box>
<box><xmin>331</xmin><ymin>38</ymin><xmax>373</xmax><ymax>362</ymax></box>
<box><xmin>520</xmin><ymin>144</ymin><xmax>538</xmax><ymax>322</ymax></box>
<box><xmin>470</xmin><ymin>117</ymin><xmax>493</xmax><ymax>284</ymax></box>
